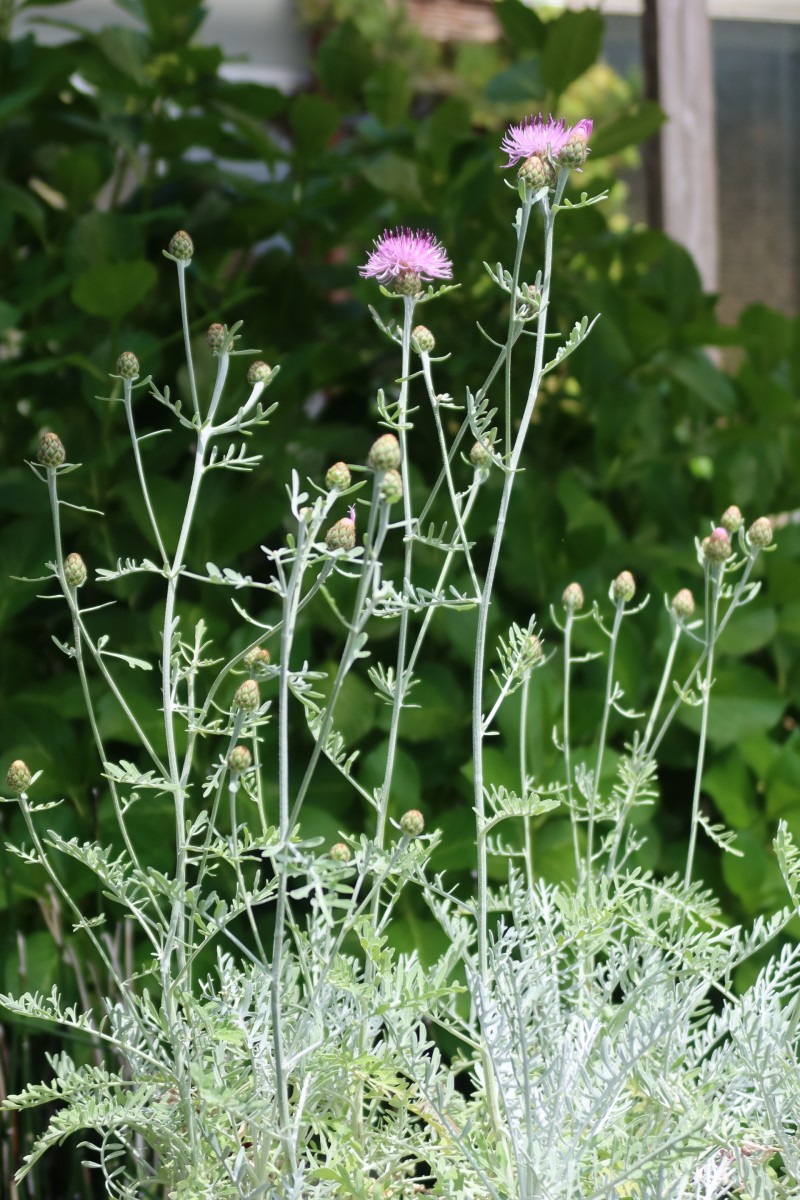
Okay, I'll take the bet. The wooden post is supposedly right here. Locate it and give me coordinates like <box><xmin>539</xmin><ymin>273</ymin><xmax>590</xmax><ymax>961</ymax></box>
<box><xmin>654</xmin><ymin>0</ymin><xmax>719</xmax><ymax>292</ymax></box>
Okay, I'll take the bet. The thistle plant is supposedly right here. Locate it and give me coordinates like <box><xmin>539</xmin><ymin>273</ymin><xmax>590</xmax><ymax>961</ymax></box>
<box><xmin>2</xmin><ymin>112</ymin><xmax>798</xmax><ymax>1200</ymax></box>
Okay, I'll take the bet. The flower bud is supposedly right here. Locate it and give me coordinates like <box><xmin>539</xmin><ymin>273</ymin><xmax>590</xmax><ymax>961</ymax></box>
<box><xmin>703</xmin><ymin>527</ymin><xmax>732</xmax><ymax>563</ymax></box>
<box><xmin>234</xmin><ymin>679</ymin><xmax>260</xmax><ymax>712</ymax></box>
<box><xmin>37</xmin><ymin>431</ymin><xmax>65</xmax><ymax>468</ymax></box>
<box><xmin>526</xmin><ymin>634</ymin><xmax>543</xmax><ymax>663</ymax></box>
<box><xmin>368</xmin><ymin>433</ymin><xmax>401</xmax><ymax>472</ymax></box>
<box><xmin>380</xmin><ymin>468</ymin><xmax>404</xmax><ymax>506</ymax></box>
<box><xmin>168</xmin><ymin>230</ymin><xmax>194</xmax><ymax>261</ymax></box>
<box><xmin>392</xmin><ymin>269</ymin><xmax>421</xmax><ymax>297</ymax></box>
<box><xmin>469</xmin><ymin>439</ymin><xmax>493</xmax><ymax>469</ymax></box>
<box><xmin>228</xmin><ymin>745</ymin><xmax>252</xmax><ymax>773</ymax></box>
<box><xmin>243</xmin><ymin>646</ymin><xmax>271</xmax><ymax>672</ymax></box>
<box><xmin>411</xmin><ymin>325</ymin><xmax>435</xmax><ymax>355</ymax></box>
<box><xmin>326</xmin><ymin>515</ymin><xmax>356</xmax><ymax>552</ymax></box>
<box><xmin>612</xmin><ymin>571</ymin><xmax>636</xmax><ymax>603</ymax></box>
<box><xmin>747</xmin><ymin>516</ymin><xmax>773</xmax><ymax>549</ymax></box>
<box><xmin>6</xmin><ymin>760</ymin><xmax>31</xmax><ymax>795</ymax></box>
<box><xmin>518</xmin><ymin>154</ymin><xmax>554</xmax><ymax>191</ymax></box>
<box><xmin>558</xmin><ymin>119</ymin><xmax>593</xmax><ymax>170</ymax></box>
<box><xmin>325</xmin><ymin>461</ymin><xmax>351</xmax><ymax>491</ymax></box>
<box><xmin>562</xmin><ymin>582</ymin><xmax>584</xmax><ymax>612</ymax></box>
<box><xmin>247</xmin><ymin>360</ymin><xmax>271</xmax><ymax>386</ymax></box>
<box><xmin>671</xmin><ymin>588</ymin><xmax>695</xmax><ymax>620</ymax></box>
<box><xmin>720</xmin><ymin>505</ymin><xmax>743</xmax><ymax>533</ymax></box>
<box><xmin>400</xmin><ymin>809</ymin><xmax>424</xmax><ymax>837</ymax></box>
<box><xmin>206</xmin><ymin>323</ymin><xmax>225</xmax><ymax>353</ymax></box>
<box><xmin>116</xmin><ymin>351</ymin><xmax>140</xmax><ymax>379</ymax></box>
<box><xmin>329</xmin><ymin>842</ymin><xmax>352</xmax><ymax>863</ymax></box>
<box><xmin>64</xmin><ymin>552</ymin><xmax>87</xmax><ymax>588</ymax></box>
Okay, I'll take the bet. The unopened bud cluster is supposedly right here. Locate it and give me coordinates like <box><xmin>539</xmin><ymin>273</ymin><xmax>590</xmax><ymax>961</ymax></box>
<box><xmin>64</xmin><ymin>553</ymin><xmax>87</xmax><ymax>589</ymax></box>
<box><xmin>329</xmin><ymin>842</ymin><xmax>352</xmax><ymax>863</ymax></box>
<box><xmin>562</xmin><ymin>582</ymin><xmax>584</xmax><ymax>612</ymax></box>
<box><xmin>326</xmin><ymin>513</ymin><xmax>356</xmax><ymax>551</ymax></box>
<box><xmin>243</xmin><ymin>645</ymin><xmax>271</xmax><ymax>673</ymax></box>
<box><xmin>411</xmin><ymin>325</ymin><xmax>435</xmax><ymax>355</ymax></box>
<box><xmin>116</xmin><ymin>351</ymin><xmax>140</xmax><ymax>379</ymax></box>
<box><xmin>720</xmin><ymin>505</ymin><xmax>743</xmax><ymax>533</ymax></box>
<box><xmin>206</xmin><ymin>324</ymin><xmax>226</xmax><ymax>353</ymax></box>
<box><xmin>747</xmin><ymin>517</ymin><xmax>773</xmax><ymax>548</ymax></box>
<box><xmin>612</xmin><ymin>571</ymin><xmax>636</xmax><ymax>603</ymax></box>
<box><xmin>6</xmin><ymin>760</ymin><xmax>31</xmax><ymax>795</ymax></box>
<box><xmin>228</xmin><ymin>745</ymin><xmax>252</xmax><ymax>773</ymax></box>
<box><xmin>380</xmin><ymin>469</ymin><xmax>404</xmax><ymax>505</ymax></box>
<box><xmin>369</xmin><ymin>434</ymin><xmax>401</xmax><ymax>472</ymax></box>
<box><xmin>247</xmin><ymin>361</ymin><xmax>271</xmax><ymax>386</ymax></box>
<box><xmin>37</xmin><ymin>432</ymin><xmax>65</xmax><ymax>468</ymax></box>
<box><xmin>168</xmin><ymin>230</ymin><xmax>194</xmax><ymax>261</ymax></box>
<box><xmin>234</xmin><ymin>679</ymin><xmax>260</xmax><ymax>712</ymax></box>
<box><xmin>400</xmin><ymin>809</ymin><xmax>424</xmax><ymax>837</ymax></box>
<box><xmin>470</xmin><ymin>440</ymin><xmax>493</xmax><ymax>469</ymax></box>
<box><xmin>325</xmin><ymin>462</ymin><xmax>351</xmax><ymax>491</ymax></box>
<box><xmin>671</xmin><ymin>588</ymin><xmax>695</xmax><ymax>620</ymax></box>
<box><xmin>703</xmin><ymin>527</ymin><xmax>732</xmax><ymax>563</ymax></box>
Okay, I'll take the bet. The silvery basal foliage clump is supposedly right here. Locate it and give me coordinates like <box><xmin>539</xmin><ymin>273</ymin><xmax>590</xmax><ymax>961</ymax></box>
<box><xmin>2</xmin><ymin>115</ymin><xmax>798</xmax><ymax>1200</ymax></box>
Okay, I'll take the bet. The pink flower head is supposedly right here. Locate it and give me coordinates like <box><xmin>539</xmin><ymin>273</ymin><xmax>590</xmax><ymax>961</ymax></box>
<box><xmin>501</xmin><ymin>114</ymin><xmax>594</xmax><ymax>170</ymax></box>
<box><xmin>360</xmin><ymin>227</ymin><xmax>453</xmax><ymax>291</ymax></box>
<box><xmin>500</xmin><ymin>114</ymin><xmax>570</xmax><ymax>168</ymax></box>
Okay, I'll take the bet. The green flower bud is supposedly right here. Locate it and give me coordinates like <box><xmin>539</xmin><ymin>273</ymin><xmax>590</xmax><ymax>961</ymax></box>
<box><xmin>562</xmin><ymin>582</ymin><xmax>584</xmax><ymax>612</ymax></box>
<box><xmin>6</xmin><ymin>760</ymin><xmax>31</xmax><ymax>795</ymax></box>
<box><xmin>64</xmin><ymin>552</ymin><xmax>87</xmax><ymax>588</ymax></box>
<box><xmin>329</xmin><ymin>842</ymin><xmax>352</xmax><ymax>863</ymax></box>
<box><xmin>368</xmin><ymin>433</ymin><xmax>401</xmax><ymax>472</ymax></box>
<box><xmin>243</xmin><ymin>646</ymin><xmax>271</xmax><ymax>672</ymax></box>
<box><xmin>470</xmin><ymin>439</ymin><xmax>493</xmax><ymax>468</ymax></box>
<box><xmin>380</xmin><ymin>468</ymin><xmax>403</xmax><ymax>506</ymax></box>
<box><xmin>392</xmin><ymin>269</ymin><xmax>421</xmax><ymax>297</ymax></box>
<box><xmin>671</xmin><ymin>588</ymin><xmax>695</xmax><ymax>619</ymax></box>
<box><xmin>116</xmin><ymin>351</ymin><xmax>140</xmax><ymax>379</ymax></box>
<box><xmin>247</xmin><ymin>360</ymin><xmax>271</xmax><ymax>386</ymax></box>
<box><xmin>325</xmin><ymin>461</ymin><xmax>351</xmax><ymax>491</ymax></box>
<box><xmin>720</xmin><ymin>505</ymin><xmax>743</xmax><ymax>533</ymax></box>
<box><xmin>325</xmin><ymin>514</ymin><xmax>356</xmax><ymax>552</ymax></box>
<box><xmin>747</xmin><ymin>516</ymin><xmax>773</xmax><ymax>548</ymax></box>
<box><xmin>168</xmin><ymin>230</ymin><xmax>194</xmax><ymax>261</ymax></box>
<box><xmin>411</xmin><ymin>325</ymin><xmax>435</xmax><ymax>355</ymax></box>
<box><xmin>400</xmin><ymin>809</ymin><xmax>425</xmax><ymax>837</ymax></box>
<box><xmin>703</xmin><ymin>527</ymin><xmax>732</xmax><ymax>562</ymax></box>
<box><xmin>558</xmin><ymin>136</ymin><xmax>590</xmax><ymax>170</ymax></box>
<box><xmin>206</xmin><ymin>324</ymin><xmax>226</xmax><ymax>353</ymax></box>
<box><xmin>234</xmin><ymin>679</ymin><xmax>260</xmax><ymax>712</ymax></box>
<box><xmin>518</xmin><ymin>155</ymin><xmax>554</xmax><ymax>191</ymax></box>
<box><xmin>37</xmin><ymin>431</ymin><xmax>65</xmax><ymax>468</ymax></box>
<box><xmin>228</xmin><ymin>745</ymin><xmax>252</xmax><ymax>773</ymax></box>
<box><xmin>612</xmin><ymin>571</ymin><xmax>636</xmax><ymax>603</ymax></box>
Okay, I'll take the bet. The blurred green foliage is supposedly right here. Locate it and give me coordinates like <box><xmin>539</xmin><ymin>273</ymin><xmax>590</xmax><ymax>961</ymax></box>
<box><xmin>1</xmin><ymin>0</ymin><xmax>799</xmax><ymax>1190</ymax></box>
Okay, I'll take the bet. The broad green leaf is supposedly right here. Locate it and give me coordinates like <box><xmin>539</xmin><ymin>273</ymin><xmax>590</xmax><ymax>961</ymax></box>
<box><xmin>486</xmin><ymin>59</ymin><xmax>543</xmax><ymax>105</ymax></box>
<box><xmin>702</xmin><ymin>753</ymin><xmax>757</xmax><ymax>829</ymax></box>
<box><xmin>589</xmin><ymin>102</ymin><xmax>665</xmax><ymax>159</ymax></box>
<box><xmin>71</xmin><ymin>260</ymin><xmax>156</xmax><ymax>318</ymax></box>
<box><xmin>667</xmin><ymin>350</ymin><xmax>738</xmax><ymax>414</ymax></box>
<box><xmin>494</xmin><ymin>0</ymin><xmax>546</xmax><ymax>51</ymax></box>
<box><xmin>361</xmin><ymin>154</ymin><xmax>421</xmax><ymax>202</ymax></box>
<box><xmin>541</xmin><ymin>9</ymin><xmax>604</xmax><ymax>98</ymax></box>
<box><xmin>678</xmin><ymin>664</ymin><xmax>785</xmax><ymax>747</ymax></box>
<box><xmin>364</xmin><ymin>60</ymin><xmax>412</xmax><ymax>129</ymax></box>
<box><xmin>289</xmin><ymin>94</ymin><xmax>340</xmax><ymax>158</ymax></box>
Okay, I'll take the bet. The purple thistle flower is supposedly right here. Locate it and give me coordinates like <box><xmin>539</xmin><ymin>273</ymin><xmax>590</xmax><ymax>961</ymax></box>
<box><xmin>500</xmin><ymin>114</ymin><xmax>593</xmax><ymax>170</ymax></box>
<box><xmin>360</xmin><ymin>227</ymin><xmax>453</xmax><ymax>294</ymax></box>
